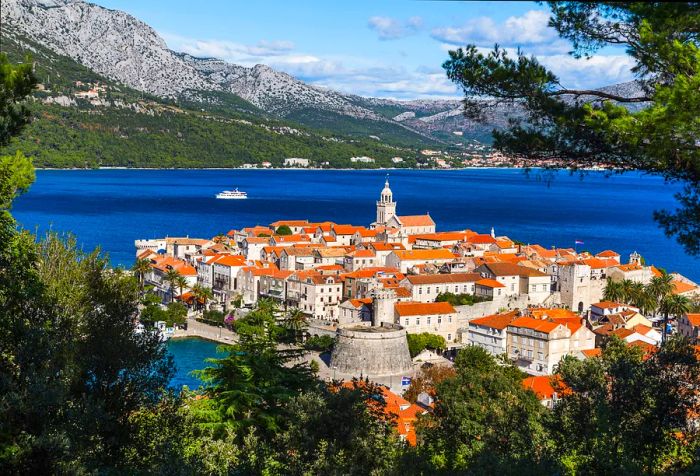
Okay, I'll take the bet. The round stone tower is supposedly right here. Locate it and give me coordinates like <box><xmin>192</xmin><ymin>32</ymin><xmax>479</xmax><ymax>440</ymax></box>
<box><xmin>330</xmin><ymin>324</ymin><xmax>413</xmax><ymax>377</ymax></box>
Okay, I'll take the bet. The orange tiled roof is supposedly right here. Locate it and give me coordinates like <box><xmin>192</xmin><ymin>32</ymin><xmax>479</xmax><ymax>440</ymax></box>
<box><xmin>395</xmin><ymin>301</ymin><xmax>456</xmax><ymax>317</ymax></box>
<box><xmin>333</xmin><ymin>225</ymin><xmax>363</xmax><ymax>235</ymax></box>
<box><xmin>406</xmin><ymin>272</ymin><xmax>481</xmax><ymax>285</ymax></box>
<box><xmin>672</xmin><ymin>280</ymin><xmax>698</xmax><ymax>295</ymax></box>
<box><xmin>592</xmin><ymin>301</ymin><xmax>624</xmax><ymax>309</ymax></box>
<box><xmin>396</xmin><ymin>215</ymin><xmax>435</xmax><ymax>227</ymax></box>
<box><xmin>470</xmin><ymin>310</ymin><xmax>519</xmax><ymax>330</ymax></box>
<box><xmin>528</xmin><ymin>308</ymin><xmax>580</xmax><ymax>320</ymax></box>
<box><xmin>371</xmin><ymin>242</ymin><xmax>405</xmax><ymax>251</ymax></box>
<box><xmin>616</xmin><ymin>263</ymin><xmax>643</xmax><ymax>272</ymax></box>
<box><xmin>392</xmin><ymin>249</ymin><xmax>456</xmax><ymax>260</ymax></box>
<box><xmin>509</xmin><ymin>316</ymin><xmax>561</xmax><ymax>333</ymax></box>
<box><xmin>475</xmin><ymin>278</ymin><xmax>505</xmax><ymax>288</ymax></box>
<box><xmin>213</xmin><ymin>255</ymin><xmax>247</xmax><ymax>267</ymax></box>
<box><xmin>686</xmin><ymin>313</ymin><xmax>700</xmax><ymax>327</ymax></box>
<box><xmin>347</xmin><ymin>249</ymin><xmax>376</xmax><ymax>258</ymax></box>
<box><xmin>270</xmin><ymin>219</ymin><xmax>309</xmax><ymax>227</ymax></box>
<box><xmin>581</xmin><ymin>348</ymin><xmax>603</xmax><ymax>358</ymax></box>
<box><xmin>596</xmin><ymin>250</ymin><xmax>620</xmax><ymax>258</ymax></box>
<box><xmin>522</xmin><ymin>375</ymin><xmax>563</xmax><ymax>400</ymax></box>
<box><xmin>468</xmin><ymin>234</ymin><xmax>497</xmax><ymax>245</ymax></box>
<box><xmin>412</xmin><ymin>231</ymin><xmax>473</xmax><ymax>242</ymax></box>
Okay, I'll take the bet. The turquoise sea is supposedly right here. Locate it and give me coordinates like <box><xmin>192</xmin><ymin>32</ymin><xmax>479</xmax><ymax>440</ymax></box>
<box><xmin>166</xmin><ymin>337</ymin><xmax>222</xmax><ymax>390</ymax></box>
<box><xmin>12</xmin><ymin>168</ymin><xmax>700</xmax><ymax>280</ymax></box>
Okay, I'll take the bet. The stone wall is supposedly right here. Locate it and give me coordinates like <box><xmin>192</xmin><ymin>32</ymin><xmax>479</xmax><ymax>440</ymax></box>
<box><xmin>330</xmin><ymin>324</ymin><xmax>412</xmax><ymax>377</ymax></box>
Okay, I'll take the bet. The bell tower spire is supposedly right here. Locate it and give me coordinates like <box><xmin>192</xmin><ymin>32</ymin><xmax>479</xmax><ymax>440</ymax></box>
<box><xmin>376</xmin><ymin>175</ymin><xmax>396</xmax><ymax>226</ymax></box>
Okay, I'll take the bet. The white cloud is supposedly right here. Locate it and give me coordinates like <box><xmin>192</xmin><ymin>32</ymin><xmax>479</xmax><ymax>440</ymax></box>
<box><xmin>162</xmin><ymin>32</ymin><xmax>298</xmax><ymax>65</ymax></box>
<box><xmin>539</xmin><ymin>54</ymin><xmax>636</xmax><ymax>89</ymax></box>
<box><xmin>368</xmin><ymin>16</ymin><xmax>423</xmax><ymax>40</ymax></box>
<box><xmin>161</xmin><ymin>25</ymin><xmax>633</xmax><ymax>100</ymax></box>
<box><xmin>431</xmin><ymin>10</ymin><xmax>569</xmax><ymax>54</ymax></box>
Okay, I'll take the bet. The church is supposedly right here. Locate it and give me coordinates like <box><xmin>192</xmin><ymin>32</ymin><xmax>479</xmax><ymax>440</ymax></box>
<box><xmin>371</xmin><ymin>177</ymin><xmax>436</xmax><ymax>238</ymax></box>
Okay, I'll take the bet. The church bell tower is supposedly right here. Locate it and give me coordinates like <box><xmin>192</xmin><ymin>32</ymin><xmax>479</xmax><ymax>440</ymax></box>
<box><xmin>376</xmin><ymin>176</ymin><xmax>397</xmax><ymax>226</ymax></box>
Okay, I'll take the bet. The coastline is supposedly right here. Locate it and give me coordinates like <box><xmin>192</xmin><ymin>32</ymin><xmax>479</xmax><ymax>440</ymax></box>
<box><xmin>34</xmin><ymin>165</ymin><xmax>617</xmax><ymax>172</ymax></box>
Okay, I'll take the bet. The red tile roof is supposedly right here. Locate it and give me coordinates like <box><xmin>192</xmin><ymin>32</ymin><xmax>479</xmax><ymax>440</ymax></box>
<box><xmin>392</xmin><ymin>249</ymin><xmax>456</xmax><ymax>260</ymax></box>
<box><xmin>406</xmin><ymin>273</ymin><xmax>481</xmax><ymax>285</ymax></box>
<box><xmin>470</xmin><ymin>310</ymin><xmax>519</xmax><ymax>330</ymax></box>
<box><xmin>475</xmin><ymin>278</ymin><xmax>505</xmax><ymax>288</ymax></box>
<box><xmin>396</xmin><ymin>215</ymin><xmax>435</xmax><ymax>227</ymax></box>
<box><xmin>509</xmin><ymin>317</ymin><xmax>561</xmax><ymax>333</ymax></box>
<box><xmin>395</xmin><ymin>301</ymin><xmax>456</xmax><ymax>316</ymax></box>
<box><xmin>686</xmin><ymin>313</ymin><xmax>700</xmax><ymax>327</ymax></box>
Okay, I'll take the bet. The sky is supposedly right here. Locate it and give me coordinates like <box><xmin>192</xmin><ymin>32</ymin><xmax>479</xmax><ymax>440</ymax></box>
<box><xmin>94</xmin><ymin>0</ymin><xmax>636</xmax><ymax>100</ymax></box>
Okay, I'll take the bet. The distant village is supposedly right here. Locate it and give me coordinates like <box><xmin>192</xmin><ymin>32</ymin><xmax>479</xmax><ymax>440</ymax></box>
<box><xmin>135</xmin><ymin>178</ymin><xmax>700</xmax><ymax>445</ymax></box>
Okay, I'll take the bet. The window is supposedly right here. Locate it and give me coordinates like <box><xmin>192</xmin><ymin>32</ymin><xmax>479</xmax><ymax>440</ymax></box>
<box><xmin>448</xmin><ymin>316</ymin><xmax>452</xmax><ymax>323</ymax></box>
<box><xmin>416</xmin><ymin>318</ymin><xmax>420</xmax><ymax>326</ymax></box>
<box><xmin>448</xmin><ymin>333</ymin><xmax>452</xmax><ymax>341</ymax></box>
<box><xmin>427</xmin><ymin>317</ymin><xmax>431</xmax><ymax>325</ymax></box>
<box><xmin>438</xmin><ymin>316</ymin><xmax>442</xmax><ymax>324</ymax></box>
<box><xmin>418</xmin><ymin>288</ymin><xmax>422</xmax><ymax>295</ymax></box>
<box><xmin>405</xmin><ymin>319</ymin><xmax>409</xmax><ymax>326</ymax></box>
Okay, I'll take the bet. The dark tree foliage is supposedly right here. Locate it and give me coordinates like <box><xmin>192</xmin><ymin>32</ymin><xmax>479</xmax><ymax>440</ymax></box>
<box><xmin>0</xmin><ymin>55</ymin><xmax>174</xmax><ymax>474</ymax></box>
<box><xmin>551</xmin><ymin>336</ymin><xmax>700</xmax><ymax>474</ymax></box>
<box><xmin>0</xmin><ymin>54</ymin><xmax>35</xmax><ymax>147</ymax></box>
<box><xmin>415</xmin><ymin>346</ymin><xmax>554</xmax><ymax>474</ymax></box>
<box><xmin>443</xmin><ymin>2</ymin><xmax>700</xmax><ymax>254</ymax></box>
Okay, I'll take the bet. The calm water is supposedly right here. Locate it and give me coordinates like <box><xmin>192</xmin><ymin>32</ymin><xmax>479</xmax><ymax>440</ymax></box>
<box><xmin>11</xmin><ymin>168</ymin><xmax>700</xmax><ymax>281</ymax></box>
<box><xmin>167</xmin><ymin>337</ymin><xmax>223</xmax><ymax>389</ymax></box>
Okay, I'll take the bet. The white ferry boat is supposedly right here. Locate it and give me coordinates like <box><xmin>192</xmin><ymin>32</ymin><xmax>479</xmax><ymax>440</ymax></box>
<box><xmin>216</xmin><ymin>188</ymin><xmax>248</xmax><ymax>200</ymax></box>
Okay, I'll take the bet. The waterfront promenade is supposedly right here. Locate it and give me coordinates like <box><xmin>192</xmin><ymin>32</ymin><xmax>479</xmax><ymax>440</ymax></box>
<box><xmin>171</xmin><ymin>317</ymin><xmax>238</xmax><ymax>345</ymax></box>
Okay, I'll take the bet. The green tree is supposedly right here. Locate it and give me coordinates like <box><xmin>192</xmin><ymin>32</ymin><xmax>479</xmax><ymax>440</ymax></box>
<box><xmin>131</xmin><ymin>257</ymin><xmax>152</xmax><ymax>293</ymax></box>
<box><xmin>196</xmin><ymin>305</ymin><xmax>316</xmax><ymax>438</ymax></box>
<box><xmin>173</xmin><ymin>275</ymin><xmax>188</xmax><ymax>301</ymax></box>
<box><xmin>165</xmin><ymin>302</ymin><xmax>188</xmax><ymax>327</ymax></box>
<box><xmin>417</xmin><ymin>346</ymin><xmax>554</xmax><ymax>473</ymax></box>
<box><xmin>275</xmin><ymin>224</ymin><xmax>293</xmax><ymax>235</ymax></box>
<box><xmin>443</xmin><ymin>3</ymin><xmax>700</xmax><ymax>254</ymax></box>
<box><xmin>164</xmin><ymin>268</ymin><xmax>182</xmax><ymax>303</ymax></box>
<box><xmin>551</xmin><ymin>336</ymin><xmax>700</xmax><ymax>474</ymax></box>
<box><xmin>659</xmin><ymin>294</ymin><xmax>692</xmax><ymax>342</ymax></box>
<box><xmin>191</xmin><ymin>283</ymin><xmax>214</xmax><ymax>311</ymax></box>
<box><xmin>406</xmin><ymin>332</ymin><xmax>446</xmax><ymax>358</ymax></box>
<box><xmin>283</xmin><ymin>307</ymin><xmax>308</xmax><ymax>343</ymax></box>
<box><xmin>603</xmin><ymin>278</ymin><xmax>624</xmax><ymax>303</ymax></box>
<box><xmin>0</xmin><ymin>53</ymin><xmax>36</xmax><ymax>146</ymax></box>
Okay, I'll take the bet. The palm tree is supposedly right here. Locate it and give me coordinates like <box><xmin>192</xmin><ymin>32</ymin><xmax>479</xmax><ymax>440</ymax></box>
<box><xmin>619</xmin><ymin>279</ymin><xmax>637</xmax><ymax>304</ymax></box>
<box><xmin>603</xmin><ymin>278</ymin><xmax>624</xmax><ymax>303</ymax></box>
<box><xmin>257</xmin><ymin>298</ymin><xmax>279</xmax><ymax>316</ymax></box>
<box><xmin>164</xmin><ymin>269</ymin><xmax>182</xmax><ymax>303</ymax></box>
<box><xmin>174</xmin><ymin>275</ymin><xmax>188</xmax><ymax>303</ymax></box>
<box><xmin>646</xmin><ymin>273</ymin><xmax>674</xmax><ymax>316</ymax></box>
<box><xmin>132</xmin><ymin>258</ymin><xmax>152</xmax><ymax>293</ymax></box>
<box><xmin>284</xmin><ymin>308</ymin><xmax>307</xmax><ymax>343</ymax></box>
<box><xmin>659</xmin><ymin>294</ymin><xmax>692</xmax><ymax>343</ymax></box>
<box><xmin>191</xmin><ymin>284</ymin><xmax>214</xmax><ymax>312</ymax></box>
<box><xmin>633</xmin><ymin>290</ymin><xmax>659</xmax><ymax>317</ymax></box>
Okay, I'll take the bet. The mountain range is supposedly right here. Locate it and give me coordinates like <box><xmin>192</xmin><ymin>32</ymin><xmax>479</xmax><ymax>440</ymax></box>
<box><xmin>0</xmin><ymin>0</ymin><xmax>641</xmax><ymax>168</ymax></box>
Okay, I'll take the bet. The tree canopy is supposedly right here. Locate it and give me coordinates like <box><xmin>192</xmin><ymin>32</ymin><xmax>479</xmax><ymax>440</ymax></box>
<box><xmin>443</xmin><ymin>2</ymin><xmax>700</xmax><ymax>255</ymax></box>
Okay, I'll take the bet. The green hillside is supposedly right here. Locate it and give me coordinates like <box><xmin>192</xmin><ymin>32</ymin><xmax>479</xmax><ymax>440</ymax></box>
<box><xmin>1</xmin><ymin>30</ymin><xmax>423</xmax><ymax>168</ymax></box>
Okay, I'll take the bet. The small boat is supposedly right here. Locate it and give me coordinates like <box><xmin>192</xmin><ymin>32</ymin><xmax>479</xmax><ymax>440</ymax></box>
<box><xmin>216</xmin><ymin>188</ymin><xmax>248</xmax><ymax>199</ymax></box>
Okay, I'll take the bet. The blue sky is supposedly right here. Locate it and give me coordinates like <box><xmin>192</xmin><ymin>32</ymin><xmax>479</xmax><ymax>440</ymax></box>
<box><xmin>94</xmin><ymin>0</ymin><xmax>635</xmax><ymax>99</ymax></box>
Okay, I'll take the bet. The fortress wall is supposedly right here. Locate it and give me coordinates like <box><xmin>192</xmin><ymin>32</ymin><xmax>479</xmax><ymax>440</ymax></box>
<box><xmin>330</xmin><ymin>325</ymin><xmax>413</xmax><ymax>377</ymax></box>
